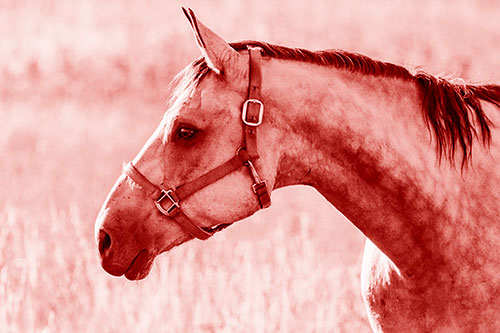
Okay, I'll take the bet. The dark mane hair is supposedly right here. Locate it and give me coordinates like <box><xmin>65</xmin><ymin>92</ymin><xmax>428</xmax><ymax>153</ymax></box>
<box><xmin>183</xmin><ymin>40</ymin><xmax>500</xmax><ymax>165</ymax></box>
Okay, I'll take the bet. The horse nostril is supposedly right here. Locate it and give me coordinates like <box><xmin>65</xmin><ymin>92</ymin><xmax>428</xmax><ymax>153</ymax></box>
<box><xmin>98</xmin><ymin>230</ymin><xmax>112</xmax><ymax>256</ymax></box>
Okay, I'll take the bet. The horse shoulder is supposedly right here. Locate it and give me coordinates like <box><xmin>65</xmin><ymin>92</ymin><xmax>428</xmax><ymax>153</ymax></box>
<box><xmin>361</xmin><ymin>240</ymin><xmax>466</xmax><ymax>332</ymax></box>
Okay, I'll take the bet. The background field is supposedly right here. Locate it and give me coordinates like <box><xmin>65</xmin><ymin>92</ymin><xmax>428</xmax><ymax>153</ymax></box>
<box><xmin>1</xmin><ymin>0</ymin><xmax>500</xmax><ymax>331</ymax></box>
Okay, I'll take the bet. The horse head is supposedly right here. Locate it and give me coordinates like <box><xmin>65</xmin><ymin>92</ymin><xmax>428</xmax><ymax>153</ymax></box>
<box><xmin>94</xmin><ymin>9</ymin><xmax>280</xmax><ymax>280</ymax></box>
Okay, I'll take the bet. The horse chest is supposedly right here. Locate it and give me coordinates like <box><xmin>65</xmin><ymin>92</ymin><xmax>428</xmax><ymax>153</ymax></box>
<box><xmin>360</xmin><ymin>240</ymin><xmax>500</xmax><ymax>332</ymax></box>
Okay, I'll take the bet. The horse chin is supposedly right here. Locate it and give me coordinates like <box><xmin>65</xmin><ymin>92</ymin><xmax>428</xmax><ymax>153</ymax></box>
<box><xmin>124</xmin><ymin>250</ymin><xmax>155</xmax><ymax>281</ymax></box>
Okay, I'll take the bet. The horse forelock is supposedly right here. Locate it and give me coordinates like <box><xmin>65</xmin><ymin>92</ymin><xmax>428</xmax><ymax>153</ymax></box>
<box><xmin>165</xmin><ymin>57</ymin><xmax>210</xmax><ymax>110</ymax></box>
<box><xmin>179</xmin><ymin>40</ymin><xmax>498</xmax><ymax>166</ymax></box>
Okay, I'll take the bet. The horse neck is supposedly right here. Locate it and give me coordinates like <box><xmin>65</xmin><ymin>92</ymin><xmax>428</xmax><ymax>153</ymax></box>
<box><xmin>263</xmin><ymin>59</ymin><xmax>461</xmax><ymax>276</ymax></box>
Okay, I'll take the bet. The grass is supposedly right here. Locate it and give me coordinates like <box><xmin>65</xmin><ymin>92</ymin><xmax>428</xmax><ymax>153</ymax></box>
<box><xmin>1</xmin><ymin>0</ymin><xmax>500</xmax><ymax>331</ymax></box>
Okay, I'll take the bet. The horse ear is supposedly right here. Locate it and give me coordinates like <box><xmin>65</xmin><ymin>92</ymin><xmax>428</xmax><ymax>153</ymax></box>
<box><xmin>182</xmin><ymin>7</ymin><xmax>241</xmax><ymax>75</ymax></box>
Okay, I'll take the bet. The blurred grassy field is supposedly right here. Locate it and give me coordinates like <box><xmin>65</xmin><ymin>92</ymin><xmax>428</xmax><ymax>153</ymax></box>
<box><xmin>1</xmin><ymin>0</ymin><xmax>500</xmax><ymax>331</ymax></box>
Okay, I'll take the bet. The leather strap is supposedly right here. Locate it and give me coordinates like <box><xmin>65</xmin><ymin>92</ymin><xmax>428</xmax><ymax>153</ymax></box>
<box><xmin>165</xmin><ymin>205</ymin><xmax>212</xmax><ymax>239</ymax></box>
<box><xmin>243</xmin><ymin>47</ymin><xmax>270</xmax><ymax>208</ymax></box>
<box><xmin>244</xmin><ymin>47</ymin><xmax>263</xmax><ymax>159</ymax></box>
<box><xmin>122</xmin><ymin>47</ymin><xmax>271</xmax><ymax>240</ymax></box>
<box><xmin>253</xmin><ymin>181</ymin><xmax>271</xmax><ymax>208</ymax></box>
<box><xmin>123</xmin><ymin>162</ymin><xmax>162</xmax><ymax>200</ymax></box>
<box><xmin>175</xmin><ymin>148</ymin><xmax>250</xmax><ymax>200</ymax></box>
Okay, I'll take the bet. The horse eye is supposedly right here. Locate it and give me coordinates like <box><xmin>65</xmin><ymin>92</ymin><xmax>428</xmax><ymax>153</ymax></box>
<box><xmin>177</xmin><ymin>127</ymin><xmax>196</xmax><ymax>140</ymax></box>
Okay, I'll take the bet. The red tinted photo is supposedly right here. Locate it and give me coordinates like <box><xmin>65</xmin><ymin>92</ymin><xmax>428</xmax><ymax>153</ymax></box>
<box><xmin>2</xmin><ymin>1</ymin><xmax>500</xmax><ymax>331</ymax></box>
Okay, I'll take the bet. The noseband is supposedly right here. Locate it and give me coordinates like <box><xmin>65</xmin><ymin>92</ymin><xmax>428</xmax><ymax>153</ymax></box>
<box><xmin>123</xmin><ymin>47</ymin><xmax>271</xmax><ymax>240</ymax></box>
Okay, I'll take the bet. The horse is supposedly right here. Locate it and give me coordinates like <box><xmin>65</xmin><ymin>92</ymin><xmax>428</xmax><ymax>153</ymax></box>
<box><xmin>95</xmin><ymin>8</ymin><xmax>500</xmax><ymax>332</ymax></box>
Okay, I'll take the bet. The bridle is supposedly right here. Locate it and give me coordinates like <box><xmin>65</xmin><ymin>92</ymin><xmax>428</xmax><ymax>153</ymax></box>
<box><xmin>123</xmin><ymin>47</ymin><xmax>271</xmax><ymax>240</ymax></box>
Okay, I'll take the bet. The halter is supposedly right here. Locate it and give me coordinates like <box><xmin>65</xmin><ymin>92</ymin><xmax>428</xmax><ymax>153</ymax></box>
<box><xmin>123</xmin><ymin>47</ymin><xmax>271</xmax><ymax>240</ymax></box>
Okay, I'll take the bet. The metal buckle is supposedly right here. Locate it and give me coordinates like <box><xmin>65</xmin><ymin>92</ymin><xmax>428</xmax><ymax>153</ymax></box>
<box><xmin>252</xmin><ymin>180</ymin><xmax>267</xmax><ymax>194</ymax></box>
<box><xmin>242</xmin><ymin>99</ymin><xmax>264</xmax><ymax>126</ymax></box>
<box><xmin>155</xmin><ymin>189</ymin><xmax>179</xmax><ymax>215</ymax></box>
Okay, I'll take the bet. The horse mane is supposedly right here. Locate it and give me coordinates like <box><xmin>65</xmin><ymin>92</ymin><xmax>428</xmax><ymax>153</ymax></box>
<box><xmin>181</xmin><ymin>40</ymin><xmax>500</xmax><ymax>165</ymax></box>
<box><xmin>414</xmin><ymin>74</ymin><xmax>498</xmax><ymax>166</ymax></box>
